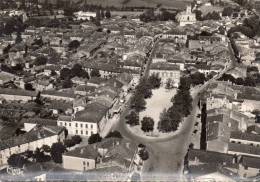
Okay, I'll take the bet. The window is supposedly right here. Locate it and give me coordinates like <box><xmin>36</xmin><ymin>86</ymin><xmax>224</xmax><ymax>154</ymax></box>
<box><xmin>81</xmin><ymin>124</ymin><xmax>83</xmax><ymax>128</ymax></box>
<box><xmin>91</xmin><ymin>124</ymin><xmax>93</xmax><ymax>129</ymax></box>
<box><xmin>76</xmin><ymin>130</ymin><xmax>78</xmax><ymax>134</ymax></box>
<box><xmin>91</xmin><ymin>131</ymin><xmax>93</xmax><ymax>135</ymax></box>
<box><xmin>65</xmin><ymin>122</ymin><xmax>67</xmax><ymax>126</ymax></box>
<box><xmin>83</xmin><ymin>161</ymin><xmax>86</xmax><ymax>165</ymax></box>
<box><xmin>81</xmin><ymin>130</ymin><xmax>83</xmax><ymax>135</ymax></box>
<box><xmin>85</xmin><ymin>124</ymin><xmax>88</xmax><ymax>128</ymax></box>
<box><xmin>86</xmin><ymin>131</ymin><xmax>88</xmax><ymax>135</ymax></box>
<box><xmin>60</xmin><ymin>122</ymin><xmax>63</xmax><ymax>126</ymax></box>
<box><xmin>69</xmin><ymin>123</ymin><xmax>71</xmax><ymax>127</ymax></box>
<box><xmin>87</xmin><ymin>162</ymin><xmax>89</xmax><ymax>167</ymax></box>
<box><xmin>75</xmin><ymin>123</ymin><xmax>78</xmax><ymax>127</ymax></box>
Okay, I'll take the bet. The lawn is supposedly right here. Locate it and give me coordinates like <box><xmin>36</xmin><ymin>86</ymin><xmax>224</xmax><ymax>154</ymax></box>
<box><xmin>139</xmin><ymin>87</ymin><xmax>176</xmax><ymax>133</ymax></box>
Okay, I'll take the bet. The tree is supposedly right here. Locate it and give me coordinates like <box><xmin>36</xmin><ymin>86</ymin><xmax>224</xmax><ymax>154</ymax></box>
<box><xmin>35</xmin><ymin>92</ymin><xmax>43</xmax><ymax>105</ymax></box>
<box><xmin>71</xmin><ymin>135</ymin><xmax>82</xmax><ymax>144</ymax></box>
<box><xmin>125</xmin><ymin>111</ymin><xmax>139</xmax><ymax>126</ymax></box>
<box><xmin>222</xmin><ymin>7</ymin><xmax>233</xmax><ymax>17</ymax></box>
<box><xmin>62</xmin><ymin>78</ymin><xmax>73</xmax><ymax>88</ymax></box>
<box><xmin>68</xmin><ymin>40</ymin><xmax>80</xmax><ymax>50</ymax></box>
<box><xmin>105</xmin><ymin>131</ymin><xmax>122</xmax><ymax>138</ymax></box>
<box><xmin>141</xmin><ymin>117</ymin><xmax>154</xmax><ymax>133</ymax></box>
<box><xmin>50</xmin><ymin>142</ymin><xmax>66</xmax><ymax>163</ymax></box>
<box><xmin>90</xmin><ymin>69</ymin><xmax>101</xmax><ymax>77</ymax></box>
<box><xmin>41</xmin><ymin>145</ymin><xmax>51</xmax><ymax>153</ymax></box>
<box><xmin>60</xmin><ymin>68</ymin><xmax>71</xmax><ymax>80</ymax></box>
<box><xmin>148</xmin><ymin>73</ymin><xmax>161</xmax><ymax>89</ymax></box>
<box><xmin>135</xmin><ymin>79</ymin><xmax>152</xmax><ymax>99</ymax></box>
<box><xmin>88</xmin><ymin>133</ymin><xmax>102</xmax><ymax>144</ymax></box>
<box><xmin>189</xmin><ymin>72</ymin><xmax>206</xmax><ymax>86</ymax></box>
<box><xmin>158</xmin><ymin>108</ymin><xmax>178</xmax><ymax>132</ymax></box>
<box><xmin>35</xmin><ymin>56</ymin><xmax>47</xmax><ymax>66</ymax></box>
<box><xmin>165</xmin><ymin>78</ymin><xmax>174</xmax><ymax>89</ymax></box>
<box><xmin>105</xmin><ymin>9</ymin><xmax>111</xmax><ymax>19</ymax></box>
<box><xmin>24</xmin><ymin>83</ymin><xmax>34</xmax><ymax>91</ymax></box>
<box><xmin>130</xmin><ymin>92</ymin><xmax>146</xmax><ymax>112</ymax></box>
<box><xmin>34</xmin><ymin>148</ymin><xmax>51</xmax><ymax>163</ymax></box>
<box><xmin>64</xmin><ymin>139</ymin><xmax>75</xmax><ymax>148</ymax></box>
<box><xmin>15</xmin><ymin>31</ymin><xmax>22</xmax><ymax>44</ymax></box>
<box><xmin>139</xmin><ymin>148</ymin><xmax>149</xmax><ymax>161</ymax></box>
<box><xmin>71</xmin><ymin>64</ymin><xmax>89</xmax><ymax>78</ymax></box>
<box><xmin>7</xmin><ymin>154</ymin><xmax>28</xmax><ymax>168</ymax></box>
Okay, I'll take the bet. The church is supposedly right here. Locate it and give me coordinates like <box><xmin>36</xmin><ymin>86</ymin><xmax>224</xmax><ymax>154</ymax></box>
<box><xmin>176</xmin><ymin>6</ymin><xmax>197</xmax><ymax>26</ymax></box>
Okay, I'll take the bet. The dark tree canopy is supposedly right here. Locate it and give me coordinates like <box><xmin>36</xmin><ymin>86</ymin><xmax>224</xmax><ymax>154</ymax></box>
<box><xmin>125</xmin><ymin>111</ymin><xmax>139</xmax><ymax>126</ymax></box>
<box><xmin>50</xmin><ymin>142</ymin><xmax>66</xmax><ymax>163</ymax></box>
<box><xmin>130</xmin><ymin>92</ymin><xmax>146</xmax><ymax>112</ymax></box>
<box><xmin>88</xmin><ymin>133</ymin><xmax>102</xmax><ymax>144</ymax></box>
<box><xmin>139</xmin><ymin>148</ymin><xmax>149</xmax><ymax>161</ymax></box>
<box><xmin>68</xmin><ymin>40</ymin><xmax>80</xmax><ymax>50</ymax></box>
<box><xmin>7</xmin><ymin>154</ymin><xmax>28</xmax><ymax>168</ymax></box>
<box><xmin>141</xmin><ymin>117</ymin><xmax>154</xmax><ymax>132</ymax></box>
<box><xmin>148</xmin><ymin>73</ymin><xmax>161</xmax><ymax>89</ymax></box>
<box><xmin>105</xmin><ymin>130</ymin><xmax>122</xmax><ymax>138</ymax></box>
<box><xmin>90</xmin><ymin>69</ymin><xmax>101</xmax><ymax>77</ymax></box>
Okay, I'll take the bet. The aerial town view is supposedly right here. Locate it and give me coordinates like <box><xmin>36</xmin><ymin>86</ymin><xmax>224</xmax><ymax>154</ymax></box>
<box><xmin>0</xmin><ymin>0</ymin><xmax>260</xmax><ymax>181</ymax></box>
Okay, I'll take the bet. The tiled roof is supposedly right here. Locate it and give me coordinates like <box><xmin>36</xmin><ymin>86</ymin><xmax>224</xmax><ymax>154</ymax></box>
<box><xmin>241</xmin><ymin>155</ymin><xmax>260</xmax><ymax>169</ymax></box>
<box><xmin>63</xmin><ymin>145</ymin><xmax>99</xmax><ymax>159</ymax></box>
<box><xmin>0</xmin><ymin>88</ymin><xmax>37</xmax><ymax>97</ymax></box>
<box><xmin>188</xmin><ymin>149</ymin><xmax>235</xmax><ymax>166</ymax></box>
<box><xmin>0</xmin><ymin>126</ymin><xmax>64</xmax><ymax>151</ymax></box>
<box><xmin>228</xmin><ymin>143</ymin><xmax>260</xmax><ymax>156</ymax></box>
<box><xmin>74</xmin><ymin>102</ymin><xmax>109</xmax><ymax>123</ymax></box>
<box><xmin>230</xmin><ymin>131</ymin><xmax>260</xmax><ymax>143</ymax></box>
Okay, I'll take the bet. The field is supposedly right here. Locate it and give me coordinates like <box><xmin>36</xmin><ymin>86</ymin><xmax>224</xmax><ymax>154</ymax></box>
<box><xmin>54</xmin><ymin>0</ymin><xmax>192</xmax><ymax>9</ymax></box>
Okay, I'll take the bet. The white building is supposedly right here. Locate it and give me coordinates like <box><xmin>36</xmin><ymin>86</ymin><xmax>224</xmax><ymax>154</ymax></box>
<box><xmin>176</xmin><ymin>6</ymin><xmax>196</xmax><ymax>26</ymax></box>
<box><xmin>74</xmin><ymin>11</ymin><xmax>96</xmax><ymax>21</ymax></box>
<box><xmin>0</xmin><ymin>126</ymin><xmax>65</xmax><ymax>167</ymax></box>
<box><xmin>149</xmin><ymin>63</ymin><xmax>181</xmax><ymax>87</ymax></box>
<box><xmin>57</xmin><ymin>102</ymin><xmax>109</xmax><ymax>137</ymax></box>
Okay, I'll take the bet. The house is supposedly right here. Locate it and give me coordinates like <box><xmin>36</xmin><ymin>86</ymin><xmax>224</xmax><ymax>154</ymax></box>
<box><xmin>149</xmin><ymin>63</ymin><xmax>181</xmax><ymax>87</ymax></box>
<box><xmin>238</xmin><ymin>155</ymin><xmax>260</xmax><ymax>178</ymax></box>
<box><xmin>0</xmin><ymin>88</ymin><xmax>37</xmax><ymax>102</ymax></box>
<box><xmin>74</xmin><ymin>85</ymin><xmax>96</xmax><ymax>96</ymax></box>
<box><xmin>0</xmin><ymin>72</ymin><xmax>18</xmax><ymax>85</ymax></box>
<box><xmin>63</xmin><ymin>145</ymin><xmax>99</xmax><ymax>171</ymax></box>
<box><xmin>62</xmin><ymin>138</ymin><xmax>138</xmax><ymax>172</ymax></box>
<box><xmin>187</xmin><ymin>149</ymin><xmax>238</xmax><ymax>181</ymax></box>
<box><xmin>176</xmin><ymin>6</ymin><xmax>196</xmax><ymax>26</ymax></box>
<box><xmin>0</xmin><ymin>125</ymin><xmax>65</xmax><ymax>167</ymax></box>
<box><xmin>22</xmin><ymin>118</ymin><xmax>57</xmax><ymax>132</ymax></box>
<box><xmin>206</xmin><ymin>93</ymin><xmax>233</xmax><ymax>110</ymax></box>
<box><xmin>206</xmin><ymin>113</ymin><xmax>239</xmax><ymax>153</ymax></box>
<box><xmin>41</xmin><ymin>90</ymin><xmax>76</xmax><ymax>102</ymax></box>
<box><xmin>229</xmin><ymin>131</ymin><xmax>260</xmax><ymax>148</ymax></box>
<box><xmin>228</xmin><ymin>142</ymin><xmax>260</xmax><ymax>158</ymax></box>
<box><xmin>74</xmin><ymin>11</ymin><xmax>96</xmax><ymax>21</ymax></box>
<box><xmin>57</xmin><ymin>102</ymin><xmax>109</xmax><ymax>137</ymax></box>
